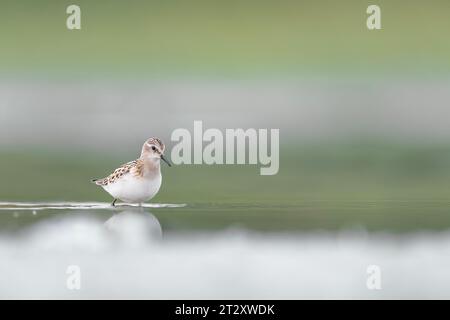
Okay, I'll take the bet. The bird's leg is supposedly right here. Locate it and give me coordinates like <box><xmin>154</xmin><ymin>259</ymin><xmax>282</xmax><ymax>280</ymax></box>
<box><xmin>111</xmin><ymin>199</ymin><xmax>117</xmax><ymax>207</ymax></box>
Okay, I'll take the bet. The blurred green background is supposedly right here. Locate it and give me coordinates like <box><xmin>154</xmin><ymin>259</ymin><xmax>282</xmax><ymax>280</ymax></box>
<box><xmin>1</xmin><ymin>0</ymin><xmax>450</xmax><ymax>233</ymax></box>
<box><xmin>1</xmin><ymin>0</ymin><xmax>450</xmax><ymax>75</ymax></box>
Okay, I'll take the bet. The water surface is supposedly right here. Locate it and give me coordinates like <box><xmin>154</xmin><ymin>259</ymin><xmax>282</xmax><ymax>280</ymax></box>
<box><xmin>1</xmin><ymin>201</ymin><xmax>450</xmax><ymax>299</ymax></box>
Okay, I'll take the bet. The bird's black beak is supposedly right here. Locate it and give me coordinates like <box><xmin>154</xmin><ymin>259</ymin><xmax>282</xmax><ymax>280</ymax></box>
<box><xmin>161</xmin><ymin>154</ymin><xmax>172</xmax><ymax>167</ymax></box>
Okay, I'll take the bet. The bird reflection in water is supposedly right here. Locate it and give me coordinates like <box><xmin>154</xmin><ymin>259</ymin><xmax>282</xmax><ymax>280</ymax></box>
<box><xmin>104</xmin><ymin>208</ymin><xmax>163</xmax><ymax>247</ymax></box>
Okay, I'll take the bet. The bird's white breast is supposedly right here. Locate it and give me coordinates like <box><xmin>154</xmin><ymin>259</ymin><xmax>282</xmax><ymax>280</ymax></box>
<box><xmin>103</xmin><ymin>172</ymin><xmax>162</xmax><ymax>203</ymax></box>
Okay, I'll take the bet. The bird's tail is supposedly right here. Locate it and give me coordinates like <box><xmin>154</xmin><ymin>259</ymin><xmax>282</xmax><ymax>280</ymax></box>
<box><xmin>91</xmin><ymin>178</ymin><xmax>106</xmax><ymax>186</ymax></box>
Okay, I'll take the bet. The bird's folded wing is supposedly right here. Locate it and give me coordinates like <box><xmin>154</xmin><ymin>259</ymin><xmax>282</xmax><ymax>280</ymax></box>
<box><xmin>93</xmin><ymin>159</ymin><xmax>143</xmax><ymax>186</ymax></box>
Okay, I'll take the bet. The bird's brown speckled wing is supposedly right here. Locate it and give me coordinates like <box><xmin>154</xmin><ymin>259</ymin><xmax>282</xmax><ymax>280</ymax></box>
<box><xmin>92</xmin><ymin>159</ymin><xmax>144</xmax><ymax>186</ymax></box>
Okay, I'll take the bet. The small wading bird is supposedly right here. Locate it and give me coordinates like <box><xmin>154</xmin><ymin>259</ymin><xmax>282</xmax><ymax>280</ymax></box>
<box><xmin>91</xmin><ymin>138</ymin><xmax>171</xmax><ymax>206</ymax></box>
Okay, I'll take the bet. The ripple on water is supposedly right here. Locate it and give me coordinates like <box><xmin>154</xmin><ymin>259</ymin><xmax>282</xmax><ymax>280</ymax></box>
<box><xmin>0</xmin><ymin>201</ymin><xmax>186</xmax><ymax>211</ymax></box>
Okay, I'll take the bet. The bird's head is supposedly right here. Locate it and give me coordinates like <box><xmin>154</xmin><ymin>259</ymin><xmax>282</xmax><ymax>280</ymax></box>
<box><xmin>141</xmin><ymin>137</ymin><xmax>171</xmax><ymax>166</ymax></box>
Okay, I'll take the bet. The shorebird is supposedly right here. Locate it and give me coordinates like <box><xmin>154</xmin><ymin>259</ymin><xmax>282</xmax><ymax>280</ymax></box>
<box><xmin>92</xmin><ymin>137</ymin><xmax>171</xmax><ymax>206</ymax></box>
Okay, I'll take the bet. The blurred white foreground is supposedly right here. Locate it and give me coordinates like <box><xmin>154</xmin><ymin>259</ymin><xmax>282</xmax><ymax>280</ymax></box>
<box><xmin>0</xmin><ymin>211</ymin><xmax>449</xmax><ymax>299</ymax></box>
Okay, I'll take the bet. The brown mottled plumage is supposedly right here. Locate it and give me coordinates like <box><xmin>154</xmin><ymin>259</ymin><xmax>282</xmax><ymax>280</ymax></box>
<box><xmin>92</xmin><ymin>159</ymin><xmax>145</xmax><ymax>186</ymax></box>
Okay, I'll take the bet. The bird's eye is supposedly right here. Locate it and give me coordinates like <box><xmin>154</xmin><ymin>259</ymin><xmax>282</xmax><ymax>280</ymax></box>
<box><xmin>151</xmin><ymin>146</ymin><xmax>156</xmax><ymax>151</ymax></box>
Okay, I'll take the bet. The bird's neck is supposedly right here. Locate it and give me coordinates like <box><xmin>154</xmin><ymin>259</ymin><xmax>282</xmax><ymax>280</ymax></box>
<box><xmin>141</xmin><ymin>157</ymin><xmax>161</xmax><ymax>178</ymax></box>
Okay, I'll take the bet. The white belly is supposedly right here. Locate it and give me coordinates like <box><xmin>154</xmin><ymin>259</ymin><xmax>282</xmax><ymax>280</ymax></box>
<box><xmin>103</xmin><ymin>173</ymin><xmax>162</xmax><ymax>203</ymax></box>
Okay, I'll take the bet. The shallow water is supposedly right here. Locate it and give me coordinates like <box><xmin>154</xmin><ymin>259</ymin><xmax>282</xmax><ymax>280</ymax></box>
<box><xmin>1</xmin><ymin>202</ymin><xmax>450</xmax><ymax>299</ymax></box>
<box><xmin>0</xmin><ymin>201</ymin><xmax>185</xmax><ymax>211</ymax></box>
